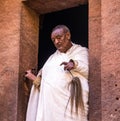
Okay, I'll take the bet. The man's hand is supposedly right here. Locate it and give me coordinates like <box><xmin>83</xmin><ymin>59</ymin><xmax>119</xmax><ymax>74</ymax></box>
<box><xmin>60</xmin><ymin>60</ymin><xmax>74</xmax><ymax>71</ymax></box>
<box><xmin>25</xmin><ymin>70</ymin><xmax>37</xmax><ymax>81</ymax></box>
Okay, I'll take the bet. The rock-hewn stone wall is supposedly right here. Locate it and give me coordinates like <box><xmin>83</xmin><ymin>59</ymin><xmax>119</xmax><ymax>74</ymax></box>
<box><xmin>0</xmin><ymin>1</ymin><xmax>39</xmax><ymax>121</ymax></box>
<box><xmin>18</xmin><ymin>3</ymin><xmax>39</xmax><ymax>121</ymax></box>
<box><xmin>89</xmin><ymin>0</ymin><xmax>102</xmax><ymax>120</ymax></box>
<box><xmin>101</xmin><ymin>0</ymin><xmax>120</xmax><ymax>121</ymax></box>
<box><xmin>89</xmin><ymin>0</ymin><xmax>120</xmax><ymax>121</ymax></box>
<box><xmin>0</xmin><ymin>1</ymin><xmax>21</xmax><ymax>120</ymax></box>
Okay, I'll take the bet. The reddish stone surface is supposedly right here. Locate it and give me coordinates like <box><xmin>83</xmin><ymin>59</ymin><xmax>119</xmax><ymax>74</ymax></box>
<box><xmin>89</xmin><ymin>2</ymin><xmax>102</xmax><ymax>120</ymax></box>
<box><xmin>89</xmin><ymin>0</ymin><xmax>101</xmax><ymax>17</ymax></box>
<box><xmin>89</xmin><ymin>0</ymin><xmax>120</xmax><ymax>121</ymax></box>
<box><xmin>101</xmin><ymin>0</ymin><xmax>120</xmax><ymax>120</ymax></box>
<box><xmin>0</xmin><ymin>1</ymin><xmax>39</xmax><ymax>121</ymax></box>
<box><xmin>0</xmin><ymin>0</ymin><xmax>21</xmax><ymax>121</ymax></box>
<box><xmin>18</xmin><ymin>4</ymin><xmax>39</xmax><ymax>121</ymax></box>
<box><xmin>25</xmin><ymin>0</ymin><xmax>88</xmax><ymax>14</ymax></box>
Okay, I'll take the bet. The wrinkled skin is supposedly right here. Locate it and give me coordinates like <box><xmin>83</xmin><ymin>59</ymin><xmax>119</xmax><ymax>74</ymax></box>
<box><xmin>51</xmin><ymin>28</ymin><xmax>72</xmax><ymax>53</ymax></box>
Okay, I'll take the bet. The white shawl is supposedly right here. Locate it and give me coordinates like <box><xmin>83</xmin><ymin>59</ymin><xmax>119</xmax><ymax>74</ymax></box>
<box><xmin>26</xmin><ymin>43</ymin><xmax>89</xmax><ymax>121</ymax></box>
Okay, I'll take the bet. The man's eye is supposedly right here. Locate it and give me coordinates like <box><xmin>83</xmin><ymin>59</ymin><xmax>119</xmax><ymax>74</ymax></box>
<box><xmin>57</xmin><ymin>37</ymin><xmax>61</xmax><ymax>39</ymax></box>
<box><xmin>56</xmin><ymin>36</ymin><xmax>62</xmax><ymax>39</ymax></box>
<box><xmin>52</xmin><ymin>35</ymin><xmax>63</xmax><ymax>42</ymax></box>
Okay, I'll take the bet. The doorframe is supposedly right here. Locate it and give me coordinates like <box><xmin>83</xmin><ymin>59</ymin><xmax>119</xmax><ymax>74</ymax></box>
<box><xmin>20</xmin><ymin>1</ymin><xmax>102</xmax><ymax>121</ymax></box>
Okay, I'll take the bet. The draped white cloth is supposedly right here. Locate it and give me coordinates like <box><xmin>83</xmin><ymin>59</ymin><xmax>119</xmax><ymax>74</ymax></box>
<box><xmin>26</xmin><ymin>43</ymin><xmax>89</xmax><ymax>121</ymax></box>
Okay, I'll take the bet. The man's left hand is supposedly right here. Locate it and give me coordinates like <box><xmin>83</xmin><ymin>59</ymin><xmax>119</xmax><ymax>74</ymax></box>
<box><xmin>60</xmin><ymin>60</ymin><xmax>74</xmax><ymax>71</ymax></box>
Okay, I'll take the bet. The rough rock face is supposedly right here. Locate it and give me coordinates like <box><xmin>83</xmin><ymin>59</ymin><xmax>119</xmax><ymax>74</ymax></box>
<box><xmin>89</xmin><ymin>0</ymin><xmax>120</xmax><ymax>121</ymax></box>
<box><xmin>101</xmin><ymin>0</ymin><xmax>120</xmax><ymax>121</ymax></box>
<box><xmin>89</xmin><ymin>0</ymin><xmax>102</xmax><ymax>120</ymax></box>
<box><xmin>0</xmin><ymin>0</ymin><xmax>21</xmax><ymax>121</ymax></box>
<box><xmin>0</xmin><ymin>0</ymin><xmax>39</xmax><ymax>121</ymax></box>
<box><xmin>18</xmin><ymin>4</ymin><xmax>39</xmax><ymax>121</ymax></box>
<box><xmin>25</xmin><ymin>0</ymin><xmax>88</xmax><ymax>14</ymax></box>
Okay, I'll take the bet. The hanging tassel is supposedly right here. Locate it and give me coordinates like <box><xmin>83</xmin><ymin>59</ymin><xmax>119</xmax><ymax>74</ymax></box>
<box><xmin>66</xmin><ymin>71</ymin><xmax>84</xmax><ymax>115</ymax></box>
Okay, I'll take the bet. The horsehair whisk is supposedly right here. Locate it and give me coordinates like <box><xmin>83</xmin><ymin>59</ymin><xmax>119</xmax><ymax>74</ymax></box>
<box><xmin>65</xmin><ymin>70</ymin><xmax>84</xmax><ymax>115</ymax></box>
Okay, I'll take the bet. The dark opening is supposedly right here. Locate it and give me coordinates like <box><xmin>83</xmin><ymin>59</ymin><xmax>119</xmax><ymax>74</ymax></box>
<box><xmin>38</xmin><ymin>5</ymin><xmax>88</xmax><ymax>70</ymax></box>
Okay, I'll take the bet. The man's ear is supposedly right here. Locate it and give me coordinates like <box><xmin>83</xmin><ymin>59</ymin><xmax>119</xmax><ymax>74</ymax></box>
<box><xmin>66</xmin><ymin>32</ymin><xmax>71</xmax><ymax>40</ymax></box>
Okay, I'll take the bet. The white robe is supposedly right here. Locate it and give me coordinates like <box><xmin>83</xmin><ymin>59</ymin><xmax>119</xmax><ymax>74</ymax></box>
<box><xmin>26</xmin><ymin>43</ymin><xmax>89</xmax><ymax>121</ymax></box>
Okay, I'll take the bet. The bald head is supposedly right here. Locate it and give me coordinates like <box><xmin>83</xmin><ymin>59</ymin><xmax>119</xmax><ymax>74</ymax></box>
<box><xmin>51</xmin><ymin>25</ymin><xmax>71</xmax><ymax>34</ymax></box>
<box><xmin>51</xmin><ymin>25</ymin><xmax>72</xmax><ymax>53</ymax></box>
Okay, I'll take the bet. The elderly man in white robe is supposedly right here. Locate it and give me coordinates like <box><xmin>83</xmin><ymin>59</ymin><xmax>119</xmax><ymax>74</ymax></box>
<box><xmin>25</xmin><ymin>25</ymin><xmax>89</xmax><ymax>121</ymax></box>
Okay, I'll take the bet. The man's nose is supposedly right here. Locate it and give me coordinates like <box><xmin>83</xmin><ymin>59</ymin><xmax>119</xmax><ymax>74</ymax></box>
<box><xmin>54</xmin><ymin>38</ymin><xmax>59</xmax><ymax>44</ymax></box>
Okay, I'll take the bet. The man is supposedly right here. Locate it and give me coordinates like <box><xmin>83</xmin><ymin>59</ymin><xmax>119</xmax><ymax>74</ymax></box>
<box><xmin>25</xmin><ymin>25</ymin><xmax>89</xmax><ymax>121</ymax></box>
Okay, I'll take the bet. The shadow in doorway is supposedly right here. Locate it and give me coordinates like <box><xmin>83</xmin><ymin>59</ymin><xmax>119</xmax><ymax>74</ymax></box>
<box><xmin>38</xmin><ymin>5</ymin><xmax>88</xmax><ymax>69</ymax></box>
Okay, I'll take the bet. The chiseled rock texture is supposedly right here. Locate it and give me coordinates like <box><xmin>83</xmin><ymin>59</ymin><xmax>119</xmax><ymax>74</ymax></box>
<box><xmin>0</xmin><ymin>0</ymin><xmax>21</xmax><ymax>121</ymax></box>
<box><xmin>89</xmin><ymin>0</ymin><xmax>120</xmax><ymax>121</ymax></box>
<box><xmin>0</xmin><ymin>0</ymin><xmax>39</xmax><ymax>121</ymax></box>
<box><xmin>101</xmin><ymin>0</ymin><xmax>120</xmax><ymax>121</ymax></box>
<box><xmin>89</xmin><ymin>0</ymin><xmax>102</xmax><ymax>120</ymax></box>
<box><xmin>18</xmin><ymin>3</ymin><xmax>39</xmax><ymax>121</ymax></box>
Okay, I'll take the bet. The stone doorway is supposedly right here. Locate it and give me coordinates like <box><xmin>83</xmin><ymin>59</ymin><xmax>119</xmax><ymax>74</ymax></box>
<box><xmin>20</xmin><ymin>1</ymin><xmax>89</xmax><ymax>121</ymax></box>
<box><xmin>20</xmin><ymin>0</ymin><xmax>103</xmax><ymax>121</ymax></box>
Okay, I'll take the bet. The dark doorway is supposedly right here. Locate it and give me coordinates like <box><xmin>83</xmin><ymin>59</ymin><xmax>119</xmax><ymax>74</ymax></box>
<box><xmin>38</xmin><ymin>5</ymin><xmax>88</xmax><ymax>70</ymax></box>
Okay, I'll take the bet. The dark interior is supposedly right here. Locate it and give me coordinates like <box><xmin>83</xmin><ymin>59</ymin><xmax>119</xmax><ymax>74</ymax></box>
<box><xmin>38</xmin><ymin>5</ymin><xmax>88</xmax><ymax>69</ymax></box>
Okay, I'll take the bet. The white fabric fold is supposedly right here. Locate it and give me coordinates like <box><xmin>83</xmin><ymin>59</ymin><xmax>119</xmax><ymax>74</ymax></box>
<box><xmin>26</xmin><ymin>43</ymin><xmax>89</xmax><ymax>121</ymax></box>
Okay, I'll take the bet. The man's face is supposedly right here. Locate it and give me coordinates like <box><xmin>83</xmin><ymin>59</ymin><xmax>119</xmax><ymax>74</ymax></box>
<box><xmin>51</xmin><ymin>28</ymin><xmax>71</xmax><ymax>53</ymax></box>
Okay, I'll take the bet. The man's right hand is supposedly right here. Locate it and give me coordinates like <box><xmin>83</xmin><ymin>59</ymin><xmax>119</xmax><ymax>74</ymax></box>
<box><xmin>25</xmin><ymin>70</ymin><xmax>37</xmax><ymax>81</ymax></box>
